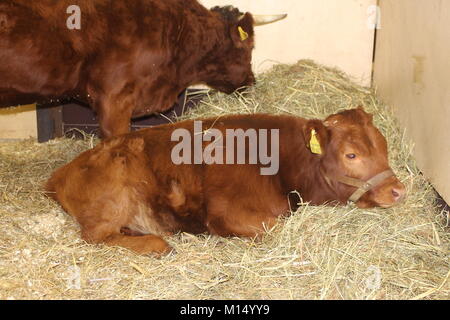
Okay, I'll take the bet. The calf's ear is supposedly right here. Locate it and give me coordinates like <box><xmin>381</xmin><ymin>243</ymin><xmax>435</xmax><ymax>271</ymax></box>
<box><xmin>231</xmin><ymin>13</ymin><xmax>254</xmax><ymax>48</ymax></box>
<box><xmin>303</xmin><ymin>120</ymin><xmax>329</xmax><ymax>156</ymax></box>
<box><xmin>356</xmin><ymin>106</ymin><xmax>373</xmax><ymax>124</ymax></box>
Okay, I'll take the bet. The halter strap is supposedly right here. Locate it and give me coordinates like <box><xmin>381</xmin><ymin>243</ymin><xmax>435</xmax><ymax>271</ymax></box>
<box><xmin>321</xmin><ymin>168</ymin><xmax>394</xmax><ymax>203</ymax></box>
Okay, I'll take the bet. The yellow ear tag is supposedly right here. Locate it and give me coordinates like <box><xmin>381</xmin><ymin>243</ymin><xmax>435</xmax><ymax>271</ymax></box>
<box><xmin>238</xmin><ymin>26</ymin><xmax>249</xmax><ymax>41</ymax></box>
<box><xmin>309</xmin><ymin>129</ymin><xmax>322</xmax><ymax>155</ymax></box>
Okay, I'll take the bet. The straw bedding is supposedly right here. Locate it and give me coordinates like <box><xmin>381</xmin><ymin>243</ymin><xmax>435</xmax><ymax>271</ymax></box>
<box><xmin>0</xmin><ymin>60</ymin><xmax>448</xmax><ymax>300</ymax></box>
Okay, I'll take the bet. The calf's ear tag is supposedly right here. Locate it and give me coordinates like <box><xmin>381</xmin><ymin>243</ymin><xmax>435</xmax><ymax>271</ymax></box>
<box><xmin>238</xmin><ymin>26</ymin><xmax>249</xmax><ymax>41</ymax></box>
<box><xmin>309</xmin><ymin>129</ymin><xmax>322</xmax><ymax>155</ymax></box>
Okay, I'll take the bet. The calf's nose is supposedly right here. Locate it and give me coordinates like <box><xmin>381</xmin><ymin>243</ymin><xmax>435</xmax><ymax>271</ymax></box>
<box><xmin>392</xmin><ymin>184</ymin><xmax>406</xmax><ymax>202</ymax></box>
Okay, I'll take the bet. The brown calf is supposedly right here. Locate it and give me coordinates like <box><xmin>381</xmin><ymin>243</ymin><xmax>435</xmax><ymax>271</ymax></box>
<box><xmin>46</xmin><ymin>108</ymin><xmax>406</xmax><ymax>255</ymax></box>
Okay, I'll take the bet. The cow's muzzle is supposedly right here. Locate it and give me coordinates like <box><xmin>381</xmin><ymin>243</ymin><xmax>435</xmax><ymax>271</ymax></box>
<box><xmin>322</xmin><ymin>169</ymin><xmax>403</xmax><ymax>204</ymax></box>
<box><xmin>336</xmin><ymin>169</ymin><xmax>395</xmax><ymax>203</ymax></box>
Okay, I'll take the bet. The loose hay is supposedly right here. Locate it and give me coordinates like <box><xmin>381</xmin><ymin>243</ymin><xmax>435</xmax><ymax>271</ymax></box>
<box><xmin>0</xmin><ymin>60</ymin><xmax>448</xmax><ymax>300</ymax></box>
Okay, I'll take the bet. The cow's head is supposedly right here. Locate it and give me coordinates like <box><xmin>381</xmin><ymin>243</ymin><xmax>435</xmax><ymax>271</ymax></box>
<box><xmin>304</xmin><ymin>107</ymin><xmax>406</xmax><ymax>208</ymax></box>
<box><xmin>206</xmin><ymin>6</ymin><xmax>286</xmax><ymax>93</ymax></box>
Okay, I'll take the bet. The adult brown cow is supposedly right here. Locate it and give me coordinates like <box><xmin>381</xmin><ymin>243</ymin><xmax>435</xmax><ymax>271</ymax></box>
<box><xmin>46</xmin><ymin>107</ymin><xmax>406</xmax><ymax>255</ymax></box>
<box><xmin>0</xmin><ymin>0</ymin><xmax>286</xmax><ymax>137</ymax></box>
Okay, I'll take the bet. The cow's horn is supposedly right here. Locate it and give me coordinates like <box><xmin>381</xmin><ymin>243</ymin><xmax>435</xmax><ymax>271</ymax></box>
<box><xmin>252</xmin><ymin>14</ymin><xmax>288</xmax><ymax>26</ymax></box>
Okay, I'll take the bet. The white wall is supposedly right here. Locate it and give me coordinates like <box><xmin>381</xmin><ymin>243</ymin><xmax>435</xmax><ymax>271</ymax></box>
<box><xmin>201</xmin><ymin>0</ymin><xmax>376</xmax><ymax>86</ymax></box>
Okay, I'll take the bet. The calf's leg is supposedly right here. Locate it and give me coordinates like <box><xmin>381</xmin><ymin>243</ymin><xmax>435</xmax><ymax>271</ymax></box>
<box><xmin>206</xmin><ymin>195</ymin><xmax>279</xmax><ymax>238</ymax></box>
<box><xmin>81</xmin><ymin>224</ymin><xmax>172</xmax><ymax>256</ymax></box>
<box><xmin>104</xmin><ymin>234</ymin><xmax>171</xmax><ymax>256</ymax></box>
<box><xmin>207</xmin><ymin>214</ymin><xmax>278</xmax><ymax>238</ymax></box>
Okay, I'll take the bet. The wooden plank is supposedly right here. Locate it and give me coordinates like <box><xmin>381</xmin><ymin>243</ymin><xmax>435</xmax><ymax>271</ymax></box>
<box><xmin>36</xmin><ymin>105</ymin><xmax>63</xmax><ymax>143</ymax></box>
<box><xmin>0</xmin><ymin>104</ymin><xmax>37</xmax><ymax>139</ymax></box>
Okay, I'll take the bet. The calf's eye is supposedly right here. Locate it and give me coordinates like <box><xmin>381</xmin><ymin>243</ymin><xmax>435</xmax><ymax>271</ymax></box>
<box><xmin>346</xmin><ymin>153</ymin><xmax>357</xmax><ymax>159</ymax></box>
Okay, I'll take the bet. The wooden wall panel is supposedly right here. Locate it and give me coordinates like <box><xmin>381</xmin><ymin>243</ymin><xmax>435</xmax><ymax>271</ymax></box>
<box><xmin>373</xmin><ymin>0</ymin><xmax>450</xmax><ymax>203</ymax></box>
<box><xmin>0</xmin><ymin>105</ymin><xmax>37</xmax><ymax>140</ymax></box>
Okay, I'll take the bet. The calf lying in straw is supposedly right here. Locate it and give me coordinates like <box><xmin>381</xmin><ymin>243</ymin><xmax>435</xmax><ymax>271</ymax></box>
<box><xmin>46</xmin><ymin>107</ymin><xmax>405</xmax><ymax>255</ymax></box>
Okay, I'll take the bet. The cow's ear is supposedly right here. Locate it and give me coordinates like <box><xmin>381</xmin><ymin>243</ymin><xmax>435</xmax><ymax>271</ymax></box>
<box><xmin>231</xmin><ymin>13</ymin><xmax>254</xmax><ymax>48</ymax></box>
<box><xmin>303</xmin><ymin>120</ymin><xmax>329</xmax><ymax>156</ymax></box>
<box><xmin>356</xmin><ymin>106</ymin><xmax>373</xmax><ymax>124</ymax></box>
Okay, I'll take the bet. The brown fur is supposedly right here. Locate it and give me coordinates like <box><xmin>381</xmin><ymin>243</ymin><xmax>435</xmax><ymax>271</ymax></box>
<box><xmin>46</xmin><ymin>108</ymin><xmax>406</xmax><ymax>255</ymax></box>
<box><xmin>0</xmin><ymin>0</ymin><xmax>256</xmax><ymax>137</ymax></box>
